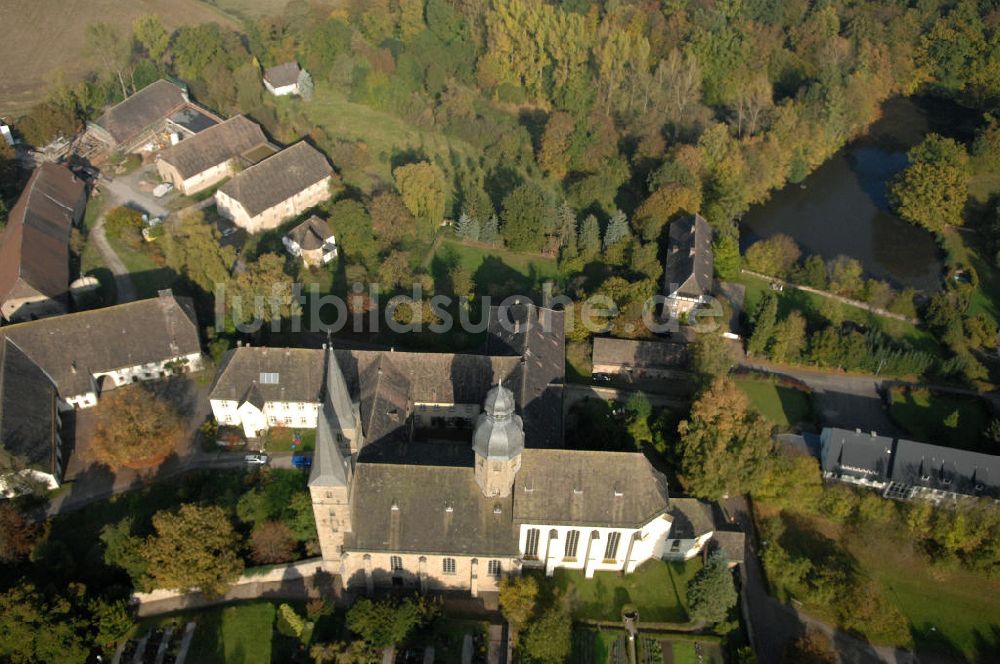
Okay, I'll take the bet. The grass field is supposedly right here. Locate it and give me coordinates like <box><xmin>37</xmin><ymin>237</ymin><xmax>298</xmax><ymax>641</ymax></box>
<box><xmin>185</xmin><ymin>602</ymin><xmax>275</xmax><ymax>664</ymax></box>
<box><xmin>0</xmin><ymin>0</ymin><xmax>237</xmax><ymax>114</ymax></box>
<box><xmin>283</xmin><ymin>84</ymin><xmax>481</xmax><ymax>191</ymax></box>
<box><xmin>539</xmin><ymin>558</ymin><xmax>701</xmax><ymax>624</ymax></box>
<box><xmin>888</xmin><ymin>385</ymin><xmax>994</xmax><ymax>451</ymax></box>
<box><xmin>735</xmin><ymin>376</ymin><xmax>813</xmax><ymax>430</ymax></box>
<box><xmin>737</xmin><ymin>272</ymin><xmax>943</xmax><ymax>359</ymax></box>
<box><xmin>432</xmin><ymin>239</ymin><xmax>559</xmax><ymax>299</ymax></box>
<box><xmin>941</xmin><ymin>227</ymin><xmax>1000</xmax><ymax>322</ymax></box>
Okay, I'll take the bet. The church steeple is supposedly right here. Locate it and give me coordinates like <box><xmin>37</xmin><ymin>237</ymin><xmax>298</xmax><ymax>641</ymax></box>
<box><xmin>472</xmin><ymin>381</ymin><xmax>524</xmax><ymax>497</ymax></box>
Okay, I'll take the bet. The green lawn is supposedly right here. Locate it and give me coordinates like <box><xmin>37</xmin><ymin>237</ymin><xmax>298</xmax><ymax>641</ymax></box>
<box><xmin>888</xmin><ymin>385</ymin><xmax>994</xmax><ymax>452</ymax></box>
<box><xmin>262</xmin><ymin>427</ymin><xmax>317</xmax><ymax>453</ymax></box>
<box><xmin>671</xmin><ymin>641</ymin><xmax>700</xmax><ymax>664</ymax></box>
<box><xmin>735</xmin><ymin>377</ymin><xmax>813</xmax><ymax>430</ymax></box>
<box><xmin>105</xmin><ymin>235</ymin><xmax>178</xmax><ymax>299</ymax></box>
<box><xmin>185</xmin><ymin>602</ymin><xmax>275</xmax><ymax>664</ymax></box>
<box><xmin>432</xmin><ymin>239</ymin><xmax>559</xmax><ymax>299</ymax></box>
<box><xmin>283</xmin><ymin>84</ymin><xmax>480</xmax><ymax>191</ymax></box>
<box><xmin>941</xmin><ymin>228</ymin><xmax>1000</xmax><ymax>322</ymax></box>
<box><xmin>540</xmin><ymin>558</ymin><xmax>701</xmax><ymax>624</ymax></box>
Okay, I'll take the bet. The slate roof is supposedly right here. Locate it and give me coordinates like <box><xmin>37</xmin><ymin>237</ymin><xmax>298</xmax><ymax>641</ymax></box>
<box><xmin>218</xmin><ymin>142</ymin><xmax>333</xmax><ymax>218</ymax></box>
<box><xmin>286</xmin><ymin>215</ymin><xmax>333</xmax><ymax>251</ymax></box>
<box><xmin>664</xmin><ymin>214</ymin><xmax>713</xmax><ymax>299</ymax></box>
<box><xmin>592</xmin><ymin>337</ymin><xmax>688</xmax><ymax>370</ymax></box>
<box><xmin>264</xmin><ymin>62</ymin><xmax>301</xmax><ymax>88</ymax></box>
<box><xmin>820</xmin><ymin>428</ymin><xmax>894</xmax><ymax>482</ymax></box>
<box><xmin>712</xmin><ymin>531</ymin><xmax>746</xmax><ymax>565</ymax></box>
<box><xmin>666</xmin><ymin>498</ymin><xmax>716</xmax><ymax>539</ymax></box>
<box><xmin>513</xmin><ymin>450</ymin><xmax>670</xmax><ymax>527</ymax></box>
<box><xmin>347</xmin><ymin>463</ymin><xmax>519</xmax><ymax>556</ymax></box>
<box><xmin>95</xmin><ymin>79</ymin><xmax>188</xmax><ymax>145</ymax></box>
<box><xmin>210</xmin><ymin>347</ymin><xmax>326</xmax><ymax>404</ymax></box>
<box><xmin>0</xmin><ymin>338</ymin><xmax>59</xmax><ymax>475</ymax></box>
<box><xmin>890</xmin><ymin>439</ymin><xmax>1000</xmax><ymax>498</ymax></box>
<box><xmin>0</xmin><ymin>291</ymin><xmax>201</xmax><ymax>398</ymax></box>
<box><xmin>158</xmin><ymin>115</ymin><xmax>268</xmax><ymax>179</ymax></box>
<box><xmin>485</xmin><ymin>303</ymin><xmax>565</xmax><ymax>447</ymax></box>
<box><xmin>0</xmin><ymin>163</ymin><xmax>85</xmax><ymax>306</ymax></box>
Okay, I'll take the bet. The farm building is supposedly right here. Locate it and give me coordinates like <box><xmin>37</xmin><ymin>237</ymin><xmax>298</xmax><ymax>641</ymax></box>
<box><xmin>156</xmin><ymin>115</ymin><xmax>273</xmax><ymax>195</ymax></box>
<box><xmin>214</xmin><ymin>142</ymin><xmax>335</xmax><ymax>233</ymax></box>
<box><xmin>88</xmin><ymin>79</ymin><xmax>222</xmax><ymax>153</ymax></box>
<box><xmin>591</xmin><ymin>337</ymin><xmax>689</xmax><ymax>380</ymax></box>
<box><xmin>283</xmin><ymin>215</ymin><xmax>337</xmax><ymax>266</ymax></box>
<box><xmin>0</xmin><ymin>163</ymin><xmax>87</xmax><ymax>322</ymax></box>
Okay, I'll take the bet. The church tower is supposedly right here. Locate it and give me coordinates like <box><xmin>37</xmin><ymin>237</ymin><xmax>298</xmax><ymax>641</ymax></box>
<box><xmin>472</xmin><ymin>381</ymin><xmax>524</xmax><ymax>498</ymax></box>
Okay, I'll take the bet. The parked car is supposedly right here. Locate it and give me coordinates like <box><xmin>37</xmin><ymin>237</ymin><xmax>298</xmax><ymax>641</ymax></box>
<box><xmin>593</xmin><ymin>373</ymin><xmax>612</xmax><ymax>383</ymax></box>
<box><xmin>244</xmin><ymin>453</ymin><xmax>269</xmax><ymax>465</ymax></box>
<box><xmin>152</xmin><ymin>182</ymin><xmax>174</xmax><ymax>198</ymax></box>
<box><xmin>292</xmin><ymin>454</ymin><xmax>313</xmax><ymax>469</ymax></box>
<box><xmin>221</xmin><ymin>227</ymin><xmax>237</xmax><ymax>238</ymax></box>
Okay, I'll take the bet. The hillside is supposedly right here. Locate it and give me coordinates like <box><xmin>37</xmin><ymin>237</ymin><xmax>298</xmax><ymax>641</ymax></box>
<box><xmin>0</xmin><ymin>0</ymin><xmax>238</xmax><ymax>115</ymax></box>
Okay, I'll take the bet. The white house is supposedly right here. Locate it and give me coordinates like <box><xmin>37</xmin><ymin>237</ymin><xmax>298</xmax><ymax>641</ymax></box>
<box><xmin>214</xmin><ymin>142</ymin><xmax>335</xmax><ymax>234</ymax></box>
<box><xmin>209</xmin><ymin>346</ymin><xmax>326</xmax><ymax>438</ymax></box>
<box><xmin>283</xmin><ymin>215</ymin><xmax>338</xmax><ymax>267</ymax></box>
<box><xmin>263</xmin><ymin>62</ymin><xmax>303</xmax><ymax>96</ymax></box>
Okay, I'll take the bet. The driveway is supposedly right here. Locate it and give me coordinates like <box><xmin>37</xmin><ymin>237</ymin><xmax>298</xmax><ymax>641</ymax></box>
<box><xmin>102</xmin><ymin>165</ymin><xmax>171</xmax><ymax>218</ymax></box>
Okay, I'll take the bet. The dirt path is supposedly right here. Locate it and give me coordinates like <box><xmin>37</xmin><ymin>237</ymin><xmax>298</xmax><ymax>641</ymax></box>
<box><xmin>90</xmin><ymin>214</ymin><xmax>137</xmax><ymax>303</ymax></box>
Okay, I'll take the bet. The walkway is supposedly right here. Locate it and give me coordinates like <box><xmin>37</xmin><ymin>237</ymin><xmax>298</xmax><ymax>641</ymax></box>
<box><xmin>133</xmin><ymin>558</ymin><xmax>331</xmax><ymax>617</ymax></box>
<box><xmin>90</xmin><ymin>213</ymin><xmax>137</xmax><ymax>303</ymax></box>
<box><xmin>740</xmin><ymin>269</ymin><xmax>919</xmax><ymax>324</ymax></box>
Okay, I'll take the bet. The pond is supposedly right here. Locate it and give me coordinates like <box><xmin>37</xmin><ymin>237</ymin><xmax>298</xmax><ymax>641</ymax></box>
<box><xmin>740</xmin><ymin>96</ymin><xmax>980</xmax><ymax>292</ymax></box>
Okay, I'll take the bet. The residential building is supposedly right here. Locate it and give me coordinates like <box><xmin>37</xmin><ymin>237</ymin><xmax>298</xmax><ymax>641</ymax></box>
<box><xmin>819</xmin><ymin>427</ymin><xmax>1000</xmax><ymax>503</ymax></box>
<box><xmin>89</xmin><ymin>79</ymin><xmax>222</xmax><ymax>153</ymax></box>
<box><xmin>283</xmin><ymin>215</ymin><xmax>337</xmax><ymax>266</ymax></box>
<box><xmin>155</xmin><ymin>115</ymin><xmax>272</xmax><ymax>195</ymax></box>
<box><xmin>209</xmin><ymin>346</ymin><xmax>327</xmax><ymax>439</ymax></box>
<box><xmin>201</xmin><ymin>304</ymin><xmax>741</xmax><ymax>599</ymax></box>
<box><xmin>820</xmin><ymin>428</ymin><xmax>895</xmax><ymax>490</ymax></box>
<box><xmin>591</xmin><ymin>337</ymin><xmax>689</xmax><ymax>380</ymax></box>
<box><xmin>0</xmin><ymin>290</ymin><xmax>203</xmax><ymax>410</ymax></box>
<box><xmin>887</xmin><ymin>439</ymin><xmax>999</xmax><ymax>503</ymax></box>
<box><xmin>0</xmin><ymin>163</ymin><xmax>87</xmax><ymax>322</ymax></box>
<box><xmin>264</xmin><ymin>62</ymin><xmax>303</xmax><ymax>96</ymax></box>
<box><xmin>663</xmin><ymin>213</ymin><xmax>713</xmax><ymax>317</ymax></box>
<box><xmin>214</xmin><ymin>142</ymin><xmax>335</xmax><ymax>233</ymax></box>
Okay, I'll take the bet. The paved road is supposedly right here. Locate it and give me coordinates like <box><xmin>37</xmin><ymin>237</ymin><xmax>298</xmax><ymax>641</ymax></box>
<box><xmin>725</xmin><ymin>496</ymin><xmax>916</xmax><ymax>664</ymax></box>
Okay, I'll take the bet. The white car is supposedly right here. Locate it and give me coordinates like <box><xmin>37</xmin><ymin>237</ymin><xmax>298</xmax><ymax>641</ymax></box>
<box><xmin>244</xmin><ymin>453</ymin><xmax>269</xmax><ymax>465</ymax></box>
<box><xmin>153</xmin><ymin>182</ymin><xmax>174</xmax><ymax>198</ymax></box>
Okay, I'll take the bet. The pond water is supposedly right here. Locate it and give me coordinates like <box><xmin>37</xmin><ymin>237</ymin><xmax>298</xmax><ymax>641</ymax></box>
<box><xmin>740</xmin><ymin>96</ymin><xmax>979</xmax><ymax>292</ymax></box>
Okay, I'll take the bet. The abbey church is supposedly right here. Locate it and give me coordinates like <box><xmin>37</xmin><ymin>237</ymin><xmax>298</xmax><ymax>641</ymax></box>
<box><xmin>209</xmin><ymin>303</ymin><xmax>740</xmax><ymax>599</ymax></box>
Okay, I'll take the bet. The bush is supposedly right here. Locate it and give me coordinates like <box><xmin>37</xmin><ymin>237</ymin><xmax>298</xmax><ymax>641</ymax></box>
<box><xmin>745</xmin><ymin>234</ymin><xmax>800</xmax><ymax>277</ymax></box>
<box><xmin>276</xmin><ymin>603</ymin><xmax>306</xmax><ymax>639</ymax></box>
<box><xmin>250</xmin><ymin>521</ymin><xmax>297</xmax><ymax>564</ymax></box>
<box><xmin>104</xmin><ymin>207</ymin><xmax>144</xmax><ymax>242</ymax></box>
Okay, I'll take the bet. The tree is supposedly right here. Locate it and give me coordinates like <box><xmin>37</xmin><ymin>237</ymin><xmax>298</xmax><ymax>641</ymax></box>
<box><xmin>377</xmin><ymin>250</ymin><xmax>412</xmax><ymax>291</ymax></box>
<box><xmin>0</xmin><ymin>585</ymin><xmax>89</xmax><ymax>663</ymax></box>
<box><xmin>394</xmin><ymin>161</ymin><xmax>447</xmax><ymax>227</ymax></box>
<box><xmin>603</xmin><ymin>209</ymin><xmax>630</xmax><ymax>249</ymax></box>
<box><xmin>578</xmin><ymin>214</ymin><xmax>601</xmax><ymax>259</ymax></box>
<box><xmin>91</xmin><ymin>384</ymin><xmax>186</xmax><ymax>470</ymax></box>
<box><xmin>89</xmin><ymin>598</ymin><xmax>134</xmax><ymax>650</ymax></box>
<box><xmin>347</xmin><ymin>597</ymin><xmax>423</xmax><ymax>648</ymax></box>
<box><xmin>520</xmin><ymin>603</ymin><xmax>572</xmax><ymax>664</ymax></box>
<box><xmin>455</xmin><ymin>212</ymin><xmax>481</xmax><ymax>242</ymax></box>
<box><xmin>677</xmin><ymin>377</ymin><xmax>774</xmax><ymax>499</ymax></box>
<box><xmin>890</xmin><ymin>134</ymin><xmax>969</xmax><ymax>232</ymax></box>
<box><xmin>250</xmin><ymin>521</ymin><xmax>297</xmax><ymax>564</ymax></box>
<box><xmin>745</xmin><ymin>235</ymin><xmax>800</xmax><ymax>277</ymax></box>
<box><xmin>0</xmin><ymin>504</ymin><xmax>38</xmax><ymax>563</ymax></box>
<box><xmin>480</xmin><ymin>214</ymin><xmax>501</xmax><ymax>245</ymax></box>
<box><xmin>101</xmin><ymin>518</ymin><xmax>148</xmax><ymax>586</ymax></box>
<box><xmin>227</xmin><ymin>253</ymin><xmax>300</xmax><ymax>328</ymax></box>
<box><xmin>498</xmin><ymin>575</ymin><xmax>538</xmax><ymax>640</ymax></box>
<box><xmin>688</xmin><ymin>334</ymin><xmax>737</xmax><ymax>388</ymax></box>
<box><xmin>104</xmin><ymin>206</ymin><xmax>144</xmax><ymax>241</ymax></box>
<box><xmin>141</xmin><ymin>504</ymin><xmax>243</xmax><ymax>596</ymax></box>
<box><xmin>134</xmin><ymin>15</ymin><xmax>169</xmax><ymax>61</ymax></box>
<box><xmin>297</xmin><ymin>69</ymin><xmax>315</xmax><ymax>101</ymax></box>
<box><xmin>687</xmin><ymin>550</ymin><xmax>737</xmax><ymax>624</ymax></box>
<box><xmin>85</xmin><ymin>22</ymin><xmax>134</xmax><ymax>99</ymax></box>
<box><xmin>538</xmin><ymin>111</ymin><xmax>574</xmax><ymax>178</ymax></box>
<box><xmin>332</xmin><ymin>200</ymin><xmax>379</xmax><ymax>269</ymax></box>
<box><xmin>277</xmin><ymin>603</ymin><xmax>307</xmax><ymax>639</ymax></box>
<box><xmin>769</xmin><ymin>312</ymin><xmax>807</xmax><ymax>363</ymax></box>
<box><xmin>163</xmin><ymin>210</ymin><xmax>236</xmax><ymax>295</ymax></box>
<box><xmin>747</xmin><ymin>294</ymin><xmax>777</xmax><ymax>357</ymax></box>
<box><xmin>782</xmin><ymin>630</ymin><xmax>835</xmax><ymax>664</ymax></box>
<box><xmin>449</xmin><ymin>264</ymin><xmax>475</xmax><ymax>298</ymax></box>
<box><xmin>368</xmin><ymin>191</ymin><xmax>417</xmax><ymax>248</ymax></box>
<box><xmin>826</xmin><ymin>256</ymin><xmax>864</xmax><ymax>297</ymax></box>
<box><xmin>501</xmin><ymin>183</ymin><xmax>547</xmax><ymax>252</ymax></box>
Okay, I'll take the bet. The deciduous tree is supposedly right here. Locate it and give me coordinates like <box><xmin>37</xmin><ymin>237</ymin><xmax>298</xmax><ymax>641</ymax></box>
<box><xmin>250</xmin><ymin>521</ymin><xmax>297</xmax><ymax>564</ymax></box>
<box><xmin>394</xmin><ymin>161</ymin><xmax>447</xmax><ymax>227</ymax></box>
<box><xmin>91</xmin><ymin>384</ymin><xmax>186</xmax><ymax>470</ymax></box>
<box><xmin>890</xmin><ymin>134</ymin><xmax>969</xmax><ymax>232</ymax></box>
